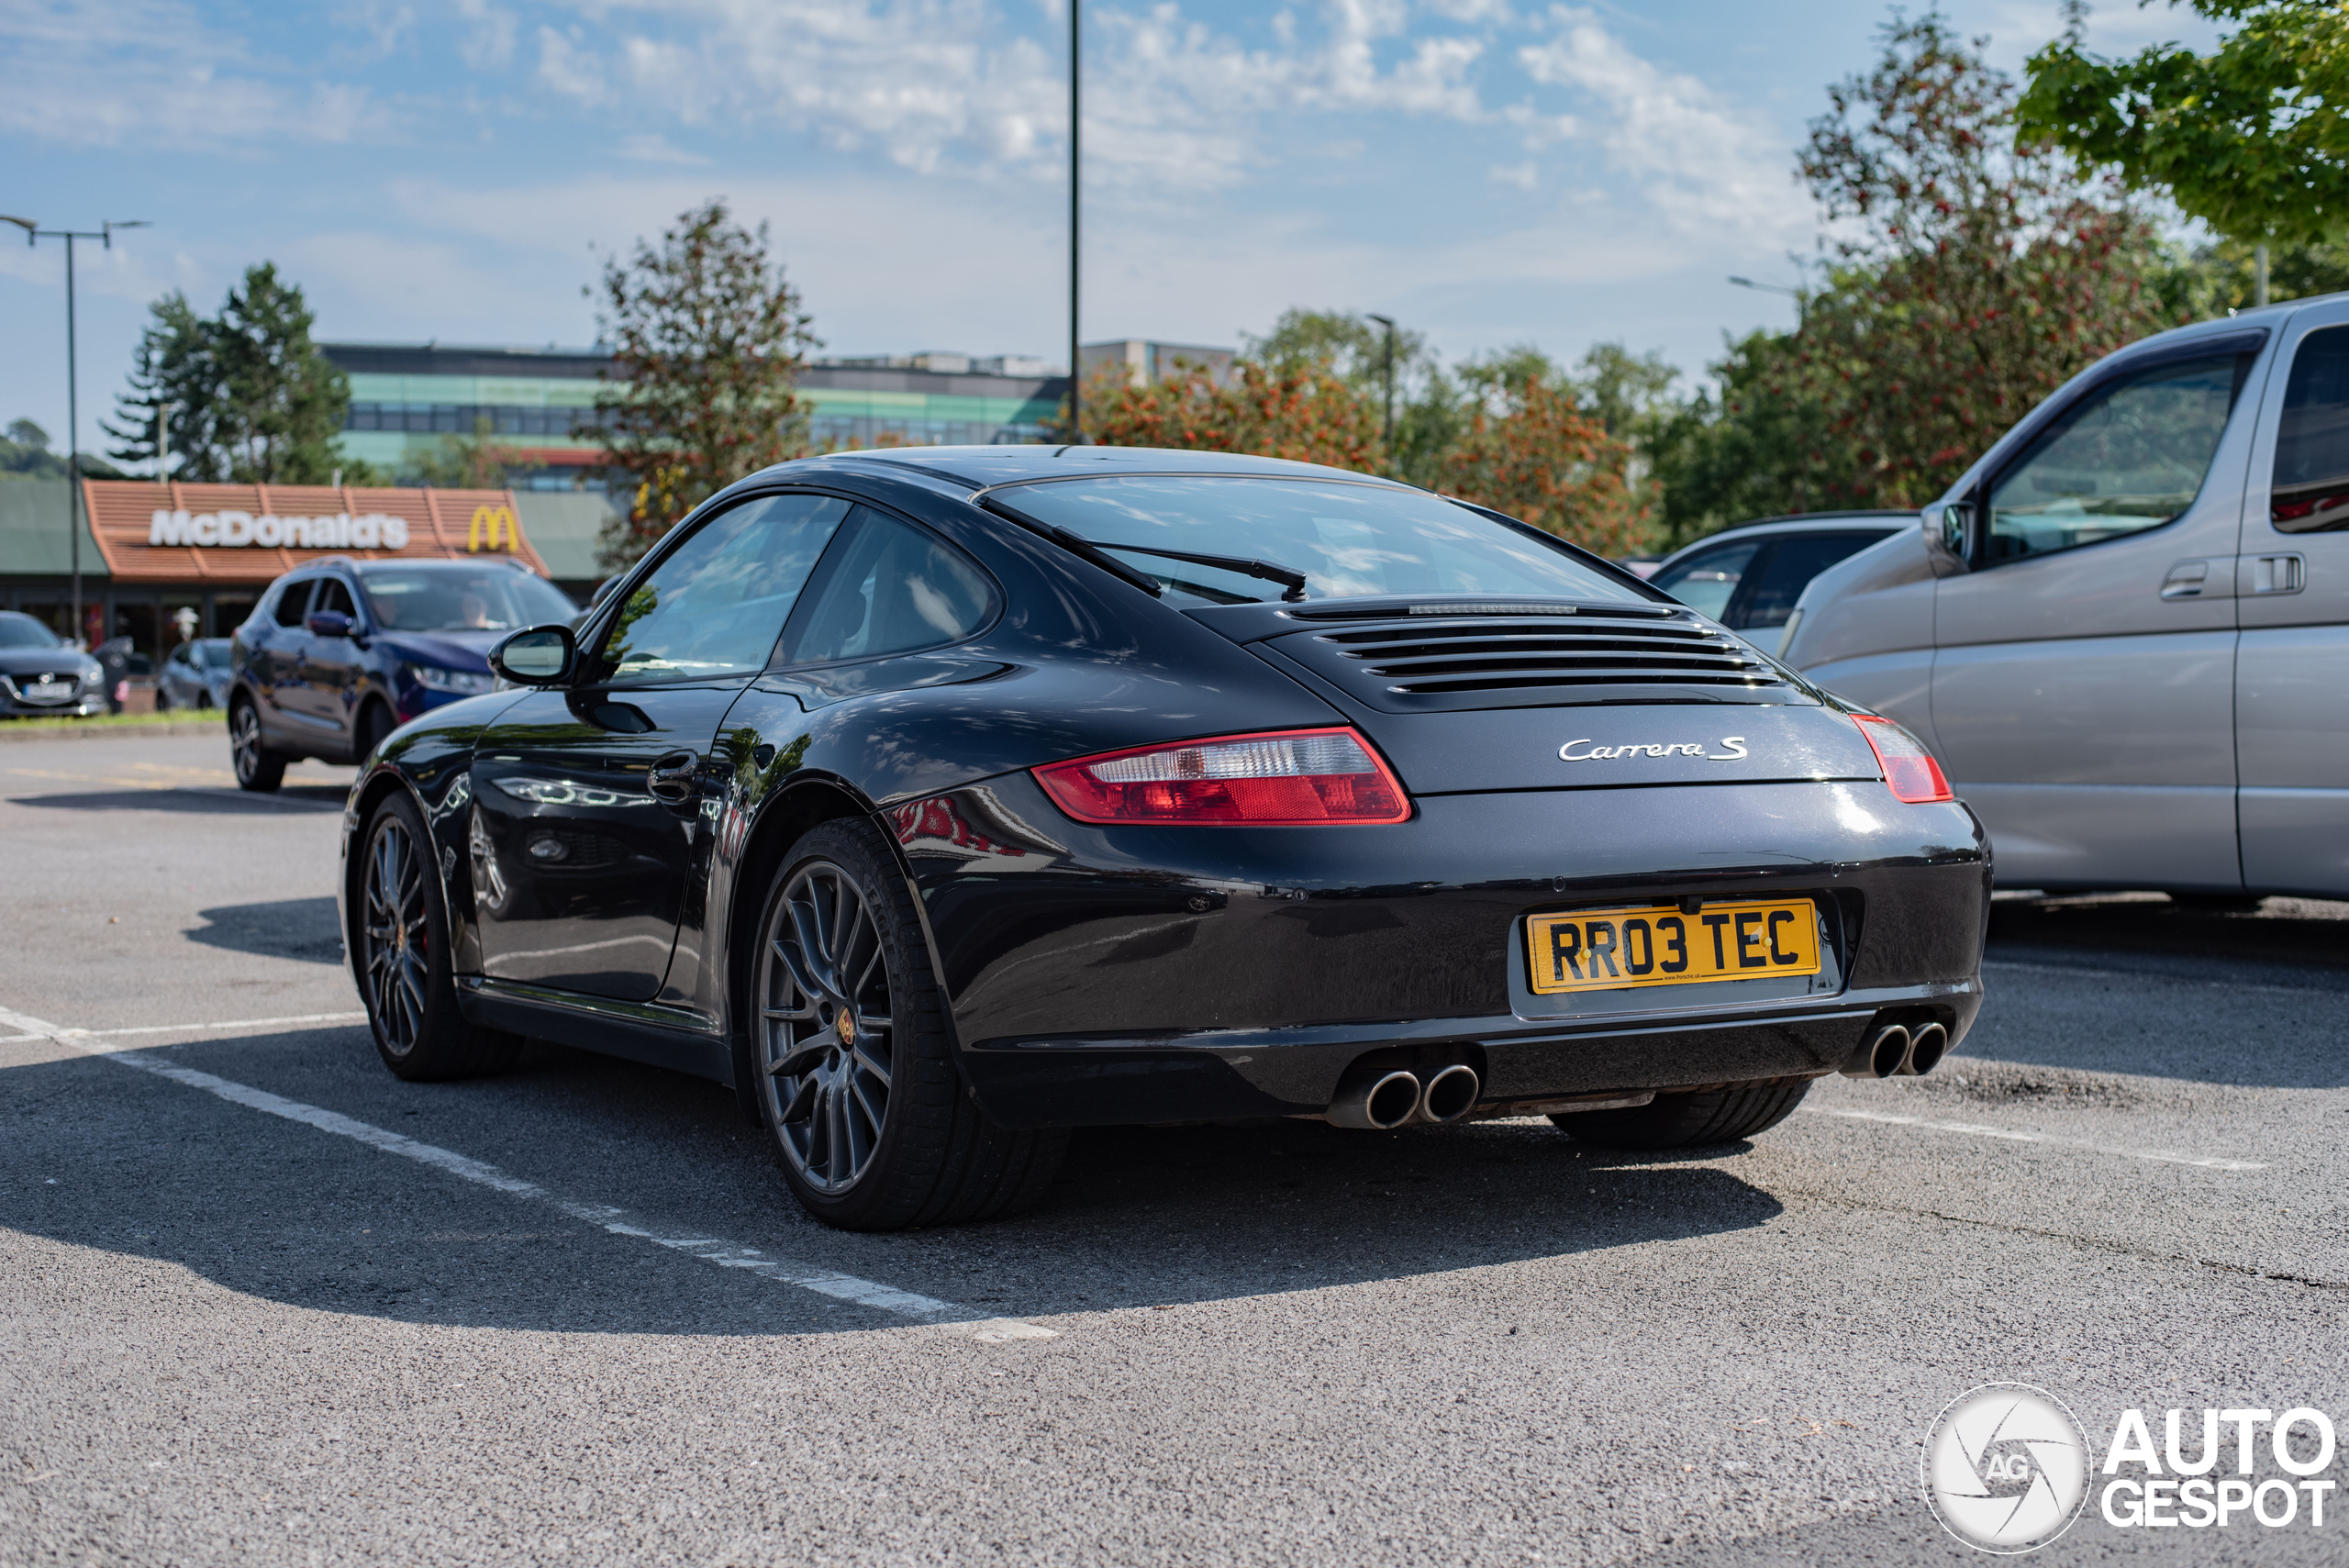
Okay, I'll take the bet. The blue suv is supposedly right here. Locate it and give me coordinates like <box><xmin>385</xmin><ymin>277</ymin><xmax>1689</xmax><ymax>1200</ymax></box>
<box><xmin>229</xmin><ymin>556</ymin><xmax>578</xmax><ymax>792</ymax></box>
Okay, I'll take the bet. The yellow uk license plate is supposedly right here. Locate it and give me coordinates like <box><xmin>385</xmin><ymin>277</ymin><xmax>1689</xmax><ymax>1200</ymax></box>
<box><xmin>1524</xmin><ymin>899</ymin><xmax>1821</xmax><ymax>995</ymax></box>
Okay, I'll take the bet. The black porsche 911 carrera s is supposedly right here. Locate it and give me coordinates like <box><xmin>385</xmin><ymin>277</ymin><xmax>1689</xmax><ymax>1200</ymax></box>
<box><xmin>338</xmin><ymin>445</ymin><xmax>1987</xmax><ymax>1230</ymax></box>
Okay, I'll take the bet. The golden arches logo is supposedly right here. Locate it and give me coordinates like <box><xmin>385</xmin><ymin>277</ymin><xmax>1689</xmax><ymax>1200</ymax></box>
<box><xmin>468</xmin><ymin>505</ymin><xmax>519</xmax><ymax>552</ymax></box>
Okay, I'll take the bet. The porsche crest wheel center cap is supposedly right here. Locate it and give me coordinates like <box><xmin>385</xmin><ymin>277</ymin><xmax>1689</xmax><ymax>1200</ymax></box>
<box><xmin>836</xmin><ymin>1006</ymin><xmax>855</xmax><ymax>1045</ymax></box>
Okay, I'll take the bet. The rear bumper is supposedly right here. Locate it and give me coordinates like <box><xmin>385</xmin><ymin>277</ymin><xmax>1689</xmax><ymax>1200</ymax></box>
<box><xmin>896</xmin><ymin>775</ymin><xmax>1991</xmax><ymax>1129</ymax></box>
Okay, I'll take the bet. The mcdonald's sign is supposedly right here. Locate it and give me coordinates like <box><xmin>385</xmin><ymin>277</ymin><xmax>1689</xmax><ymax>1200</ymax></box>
<box><xmin>468</xmin><ymin>504</ymin><xmax>520</xmax><ymax>552</ymax></box>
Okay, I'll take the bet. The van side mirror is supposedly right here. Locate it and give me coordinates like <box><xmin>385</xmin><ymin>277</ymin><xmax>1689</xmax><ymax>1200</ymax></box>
<box><xmin>1934</xmin><ymin>502</ymin><xmax>1976</xmax><ymax>563</ymax></box>
<box><xmin>491</xmin><ymin>625</ymin><xmax>576</xmax><ymax>686</ymax></box>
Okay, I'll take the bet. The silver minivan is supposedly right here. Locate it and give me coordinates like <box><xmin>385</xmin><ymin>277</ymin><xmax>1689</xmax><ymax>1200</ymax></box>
<box><xmin>1784</xmin><ymin>300</ymin><xmax>2349</xmax><ymax>898</ymax></box>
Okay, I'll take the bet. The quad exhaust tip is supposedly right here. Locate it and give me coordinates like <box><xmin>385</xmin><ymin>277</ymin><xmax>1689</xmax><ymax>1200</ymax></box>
<box><xmin>1843</xmin><ymin>1019</ymin><xmax>1950</xmax><ymax>1079</ymax></box>
<box><xmin>1326</xmin><ymin>1063</ymin><xmax>1482</xmax><ymax>1129</ymax></box>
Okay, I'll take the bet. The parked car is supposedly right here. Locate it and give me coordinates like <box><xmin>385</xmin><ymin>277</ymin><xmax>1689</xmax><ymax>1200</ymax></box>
<box><xmin>0</xmin><ymin>610</ymin><xmax>106</xmax><ymax>717</ymax></box>
<box><xmin>1649</xmin><ymin>514</ymin><xmax>1912</xmax><ymax>655</ymax></box>
<box><xmin>157</xmin><ymin>638</ymin><xmax>234</xmax><ymax>711</ymax></box>
<box><xmin>337</xmin><ymin>445</ymin><xmax>1988</xmax><ymax>1231</ymax></box>
<box><xmin>229</xmin><ymin>557</ymin><xmax>578</xmax><ymax>792</ymax></box>
<box><xmin>1785</xmin><ymin>300</ymin><xmax>2349</xmax><ymax>898</ymax></box>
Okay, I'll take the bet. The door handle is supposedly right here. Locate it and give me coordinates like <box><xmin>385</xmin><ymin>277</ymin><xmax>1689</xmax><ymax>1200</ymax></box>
<box><xmin>647</xmin><ymin>751</ymin><xmax>698</xmax><ymax>803</ymax></box>
<box><xmin>2247</xmin><ymin>552</ymin><xmax>2306</xmax><ymax>595</ymax></box>
<box><xmin>2159</xmin><ymin>560</ymin><xmax>2214</xmax><ymax>599</ymax></box>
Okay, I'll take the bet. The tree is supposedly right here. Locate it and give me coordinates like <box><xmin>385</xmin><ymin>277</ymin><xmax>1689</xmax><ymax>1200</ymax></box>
<box><xmin>104</xmin><ymin>266</ymin><xmax>358</xmax><ymax>484</ymax></box>
<box><xmin>2020</xmin><ymin>1</ymin><xmax>2349</xmax><ymax>302</ymax></box>
<box><xmin>405</xmin><ymin>417</ymin><xmax>528</xmax><ymax>489</ymax></box>
<box><xmin>1085</xmin><ymin>359</ymin><xmax>1381</xmax><ymax>471</ymax></box>
<box><xmin>4</xmin><ymin>417</ymin><xmax>124</xmax><ymax>481</ymax></box>
<box><xmin>1653</xmin><ymin>13</ymin><xmax>2174</xmax><ymax>535</ymax></box>
<box><xmin>592</xmin><ymin>200</ymin><xmax>820</xmax><ymax>570</ymax></box>
<box><xmin>1430</xmin><ymin>373</ymin><xmax>1646</xmax><ymax>557</ymax></box>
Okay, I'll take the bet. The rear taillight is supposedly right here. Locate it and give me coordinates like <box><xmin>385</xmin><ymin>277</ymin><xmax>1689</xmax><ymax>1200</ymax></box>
<box><xmin>1852</xmin><ymin>714</ymin><xmax>1953</xmax><ymax>804</ymax></box>
<box><xmin>1032</xmin><ymin>728</ymin><xmax>1411</xmax><ymax>826</ymax></box>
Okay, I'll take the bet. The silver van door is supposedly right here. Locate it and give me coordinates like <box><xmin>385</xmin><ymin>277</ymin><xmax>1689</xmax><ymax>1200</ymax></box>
<box><xmin>2239</xmin><ymin>302</ymin><xmax>2349</xmax><ymax>895</ymax></box>
<box><xmin>1929</xmin><ymin>337</ymin><xmax>2266</xmax><ymax>892</ymax></box>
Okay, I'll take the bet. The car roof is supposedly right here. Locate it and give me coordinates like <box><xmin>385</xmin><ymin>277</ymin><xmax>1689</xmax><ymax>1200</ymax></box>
<box><xmin>1653</xmin><ymin>511</ymin><xmax>1913</xmax><ymax>570</ymax></box>
<box><xmin>771</xmin><ymin>444</ymin><xmax>1415</xmax><ymax>492</ymax></box>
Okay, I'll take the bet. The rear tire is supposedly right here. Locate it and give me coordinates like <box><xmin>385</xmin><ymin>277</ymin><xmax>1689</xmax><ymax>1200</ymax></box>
<box><xmin>229</xmin><ymin>698</ymin><xmax>285</xmax><ymax>793</ymax></box>
<box><xmin>1553</xmin><ymin>1077</ymin><xmax>1812</xmax><ymax>1150</ymax></box>
<box><xmin>751</xmin><ymin>817</ymin><xmax>1065</xmax><ymax>1231</ymax></box>
<box><xmin>357</xmin><ymin>792</ymin><xmax>521</xmax><ymax>1081</ymax></box>
<box><xmin>356</xmin><ymin>699</ymin><xmax>396</xmax><ymax>762</ymax></box>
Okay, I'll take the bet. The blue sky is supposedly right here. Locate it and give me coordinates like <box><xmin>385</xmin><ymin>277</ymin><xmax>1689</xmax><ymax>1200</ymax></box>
<box><xmin>0</xmin><ymin>0</ymin><xmax>2220</xmax><ymax>458</ymax></box>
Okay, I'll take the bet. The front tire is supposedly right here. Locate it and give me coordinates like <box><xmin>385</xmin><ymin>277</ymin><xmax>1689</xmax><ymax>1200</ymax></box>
<box><xmin>1553</xmin><ymin>1077</ymin><xmax>1812</xmax><ymax>1150</ymax></box>
<box><xmin>751</xmin><ymin>817</ymin><xmax>1065</xmax><ymax>1231</ymax></box>
<box><xmin>358</xmin><ymin>792</ymin><xmax>520</xmax><ymax>1081</ymax></box>
<box><xmin>229</xmin><ymin>699</ymin><xmax>285</xmax><ymax>793</ymax></box>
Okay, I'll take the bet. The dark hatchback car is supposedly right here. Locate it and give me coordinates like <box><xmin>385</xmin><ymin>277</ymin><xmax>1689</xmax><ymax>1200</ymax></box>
<box><xmin>230</xmin><ymin>557</ymin><xmax>578</xmax><ymax>791</ymax></box>
<box><xmin>0</xmin><ymin>611</ymin><xmax>106</xmax><ymax>717</ymax></box>
<box><xmin>1649</xmin><ymin>513</ymin><xmax>1912</xmax><ymax>656</ymax></box>
<box><xmin>338</xmin><ymin>447</ymin><xmax>1987</xmax><ymax>1230</ymax></box>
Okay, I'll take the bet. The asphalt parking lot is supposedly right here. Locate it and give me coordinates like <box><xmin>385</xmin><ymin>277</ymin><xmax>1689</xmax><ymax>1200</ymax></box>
<box><xmin>4</xmin><ymin>729</ymin><xmax>2344</xmax><ymax>1566</ymax></box>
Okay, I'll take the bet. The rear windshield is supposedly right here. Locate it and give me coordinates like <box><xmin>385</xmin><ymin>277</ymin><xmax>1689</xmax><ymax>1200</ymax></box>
<box><xmin>357</xmin><ymin>568</ymin><xmax>578</xmax><ymax>632</ymax></box>
<box><xmin>996</xmin><ymin>475</ymin><xmax>1650</xmax><ymax>606</ymax></box>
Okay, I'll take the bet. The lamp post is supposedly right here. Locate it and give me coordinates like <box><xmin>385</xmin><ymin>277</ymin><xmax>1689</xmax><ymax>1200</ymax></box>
<box><xmin>1366</xmin><ymin>313</ymin><xmax>1397</xmax><ymax>464</ymax></box>
<box><xmin>6</xmin><ymin>217</ymin><xmax>152</xmax><ymax>649</ymax></box>
<box><xmin>1067</xmin><ymin>0</ymin><xmax>1083</xmax><ymax>443</ymax></box>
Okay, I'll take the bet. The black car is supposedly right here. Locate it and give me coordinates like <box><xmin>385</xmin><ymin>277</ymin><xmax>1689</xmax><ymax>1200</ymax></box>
<box><xmin>337</xmin><ymin>447</ymin><xmax>1987</xmax><ymax>1230</ymax></box>
<box><xmin>229</xmin><ymin>557</ymin><xmax>579</xmax><ymax>790</ymax></box>
<box><xmin>0</xmin><ymin>611</ymin><xmax>106</xmax><ymax>717</ymax></box>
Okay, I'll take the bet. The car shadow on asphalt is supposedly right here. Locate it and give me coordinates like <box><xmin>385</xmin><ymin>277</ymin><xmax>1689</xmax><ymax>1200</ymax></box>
<box><xmin>3</xmin><ymin>784</ymin><xmax>345</xmax><ymax>813</ymax></box>
<box><xmin>0</xmin><ymin>1025</ymin><xmax>1786</xmax><ymax>1340</ymax></box>
<box><xmin>1965</xmin><ymin>894</ymin><xmax>2349</xmax><ymax>1089</ymax></box>
<box><xmin>185</xmin><ymin>896</ymin><xmax>346</xmax><ymax>965</ymax></box>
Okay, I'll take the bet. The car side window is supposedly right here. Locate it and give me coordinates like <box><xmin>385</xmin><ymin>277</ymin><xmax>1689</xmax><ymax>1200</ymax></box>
<box><xmin>1986</xmin><ymin>353</ymin><xmax>2246</xmax><ymax>564</ymax></box>
<box><xmin>273</xmin><ymin>582</ymin><xmax>315</xmax><ymax>627</ymax></box>
<box><xmin>2271</xmin><ymin>325</ymin><xmax>2349</xmax><ymax>533</ymax></box>
<box><xmin>784</xmin><ymin>507</ymin><xmax>996</xmax><ymax>666</ymax></box>
<box><xmin>1652</xmin><ymin>540</ymin><xmax>1760</xmax><ymax>623</ymax></box>
<box><xmin>313</xmin><ymin>580</ymin><xmax>357</xmax><ymax>620</ymax></box>
<box><xmin>1737</xmin><ymin>533</ymin><xmax>1887</xmax><ymax>631</ymax></box>
<box><xmin>593</xmin><ymin>493</ymin><xmax>852</xmax><ymax>683</ymax></box>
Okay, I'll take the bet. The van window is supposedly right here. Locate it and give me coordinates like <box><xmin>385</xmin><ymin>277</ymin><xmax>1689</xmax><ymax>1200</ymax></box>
<box><xmin>2272</xmin><ymin>325</ymin><xmax>2349</xmax><ymax>532</ymax></box>
<box><xmin>1987</xmin><ymin>353</ymin><xmax>2247</xmax><ymax>564</ymax></box>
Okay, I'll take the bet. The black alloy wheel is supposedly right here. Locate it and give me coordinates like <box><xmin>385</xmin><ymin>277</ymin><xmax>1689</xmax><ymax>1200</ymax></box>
<box><xmin>751</xmin><ymin>817</ymin><xmax>1065</xmax><ymax>1230</ymax></box>
<box><xmin>357</xmin><ymin>792</ymin><xmax>519</xmax><ymax>1081</ymax></box>
<box><xmin>1553</xmin><ymin>1076</ymin><xmax>1811</xmax><ymax>1150</ymax></box>
<box><xmin>229</xmin><ymin>699</ymin><xmax>285</xmax><ymax>793</ymax></box>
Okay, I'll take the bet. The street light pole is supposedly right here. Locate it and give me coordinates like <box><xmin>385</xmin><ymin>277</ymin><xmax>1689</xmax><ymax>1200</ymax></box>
<box><xmin>8</xmin><ymin>217</ymin><xmax>151</xmax><ymax>649</ymax></box>
<box><xmin>1068</xmin><ymin>0</ymin><xmax>1082</xmax><ymax>444</ymax></box>
<box><xmin>1366</xmin><ymin>313</ymin><xmax>1397</xmax><ymax>464</ymax></box>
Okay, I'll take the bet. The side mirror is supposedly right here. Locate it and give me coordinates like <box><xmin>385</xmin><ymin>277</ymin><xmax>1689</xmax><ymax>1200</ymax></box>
<box><xmin>305</xmin><ymin>610</ymin><xmax>354</xmax><ymax>639</ymax></box>
<box><xmin>1934</xmin><ymin>502</ymin><xmax>1976</xmax><ymax>563</ymax></box>
<box><xmin>490</xmin><ymin>625</ymin><xmax>576</xmax><ymax>686</ymax></box>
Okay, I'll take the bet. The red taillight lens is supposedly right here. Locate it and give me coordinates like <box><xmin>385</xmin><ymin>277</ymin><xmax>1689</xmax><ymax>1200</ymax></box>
<box><xmin>1032</xmin><ymin>728</ymin><xmax>1411</xmax><ymax>825</ymax></box>
<box><xmin>1852</xmin><ymin>714</ymin><xmax>1953</xmax><ymax>804</ymax></box>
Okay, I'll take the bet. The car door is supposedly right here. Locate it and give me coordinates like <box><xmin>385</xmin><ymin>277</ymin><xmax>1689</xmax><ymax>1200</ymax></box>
<box><xmin>468</xmin><ymin>491</ymin><xmax>852</xmax><ymax>1002</ymax></box>
<box><xmin>2238</xmin><ymin>303</ymin><xmax>2349</xmax><ymax>894</ymax></box>
<box><xmin>248</xmin><ymin>578</ymin><xmax>316</xmax><ymax>736</ymax></box>
<box><xmin>292</xmin><ymin>576</ymin><xmax>365</xmax><ymax>740</ymax></box>
<box><xmin>1929</xmin><ymin>334</ymin><xmax>2266</xmax><ymax>891</ymax></box>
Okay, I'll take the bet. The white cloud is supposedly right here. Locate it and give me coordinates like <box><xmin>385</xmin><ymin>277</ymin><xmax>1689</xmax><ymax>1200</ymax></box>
<box><xmin>0</xmin><ymin>0</ymin><xmax>395</xmax><ymax>149</ymax></box>
<box><xmin>617</xmin><ymin>131</ymin><xmax>709</xmax><ymax>164</ymax></box>
<box><xmin>1489</xmin><ymin>160</ymin><xmax>1536</xmax><ymax>189</ymax></box>
<box><xmin>456</xmin><ymin>0</ymin><xmax>518</xmax><ymax>71</ymax></box>
<box><xmin>1517</xmin><ymin>6</ymin><xmax>1800</xmax><ymax>245</ymax></box>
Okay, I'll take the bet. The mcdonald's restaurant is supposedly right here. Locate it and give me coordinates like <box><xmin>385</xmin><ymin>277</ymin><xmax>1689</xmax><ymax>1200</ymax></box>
<box><xmin>0</xmin><ymin>478</ymin><xmax>610</xmax><ymax>658</ymax></box>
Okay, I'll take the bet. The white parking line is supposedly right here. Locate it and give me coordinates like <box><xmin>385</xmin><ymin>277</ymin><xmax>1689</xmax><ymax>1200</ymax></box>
<box><xmin>1800</xmin><ymin>1106</ymin><xmax>2266</xmax><ymax>1172</ymax></box>
<box><xmin>0</xmin><ymin>1005</ymin><xmax>1054</xmax><ymax>1342</ymax></box>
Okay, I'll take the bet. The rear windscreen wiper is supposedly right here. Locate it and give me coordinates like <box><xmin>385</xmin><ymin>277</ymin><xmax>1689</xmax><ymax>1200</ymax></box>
<box><xmin>1088</xmin><ymin>541</ymin><xmax>1309</xmax><ymax>602</ymax></box>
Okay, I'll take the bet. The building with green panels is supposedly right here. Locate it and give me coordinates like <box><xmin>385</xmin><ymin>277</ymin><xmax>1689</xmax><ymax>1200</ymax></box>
<box><xmin>323</xmin><ymin>343</ymin><xmax>1070</xmax><ymax>488</ymax></box>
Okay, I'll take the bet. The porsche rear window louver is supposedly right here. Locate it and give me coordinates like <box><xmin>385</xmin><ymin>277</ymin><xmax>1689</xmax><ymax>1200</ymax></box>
<box><xmin>1314</xmin><ymin>613</ymin><xmax>1785</xmax><ymax>697</ymax></box>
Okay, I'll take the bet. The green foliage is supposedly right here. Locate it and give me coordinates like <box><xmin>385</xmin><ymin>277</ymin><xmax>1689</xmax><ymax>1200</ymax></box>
<box><xmin>402</xmin><ymin>417</ymin><xmax>525</xmax><ymax>489</ymax></box>
<box><xmin>104</xmin><ymin>265</ymin><xmax>356</xmax><ymax>484</ymax></box>
<box><xmin>1653</xmin><ymin>12</ymin><xmax>2174</xmax><ymax>543</ymax></box>
<box><xmin>2</xmin><ymin>417</ymin><xmax>124</xmax><ymax>481</ymax></box>
<box><xmin>2155</xmin><ymin>233</ymin><xmax>2349</xmax><ymax>317</ymax></box>
<box><xmin>592</xmin><ymin>199</ymin><xmax>820</xmax><ymax>571</ymax></box>
<box><xmin>2019</xmin><ymin>1</ymin><xmax>2349</xmax><ymax>250</ymax></box>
